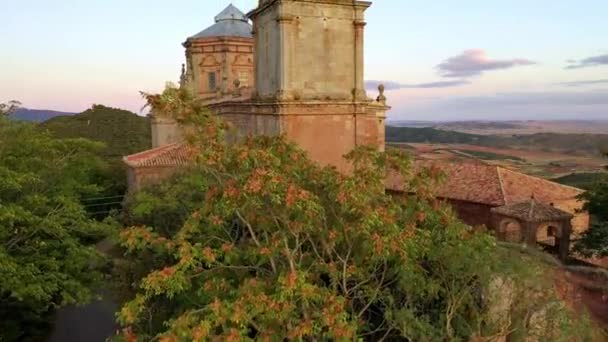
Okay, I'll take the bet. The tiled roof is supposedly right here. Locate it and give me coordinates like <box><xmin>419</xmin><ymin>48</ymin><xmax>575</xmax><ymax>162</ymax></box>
<box><xmin>491</xmin><ymin>200</ymin><xmax>574</xmax><ymax>222</ymax></box>
<box><xmin>189</xmin><ymin>4</ymin><xmax>252</xmax><ymax>40</ymax></box>
<box><xmin>387</xmin><ymin>161</ymin><xmax>583</xmax><ymax>206</ymax></box>
<box><xmin>497</xmin><ymin>167</ymin><xmax>582</xmax><ymax>204</ymax></box>
<box><xmin>123</xmin><ymin>143</ymin><xmax>195</xmax><ymax>168</ymax></box>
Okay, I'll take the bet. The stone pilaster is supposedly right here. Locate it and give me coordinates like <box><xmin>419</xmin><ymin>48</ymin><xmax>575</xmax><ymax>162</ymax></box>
<box><xmin>354</xmin><ymin>20</ymin><xmax>367</xmax><ymax>100</ymax></box>
<box><xmin>276</xmin><ymin>13</ymin><xmax>294</xmax><ymax>100</ymax></box>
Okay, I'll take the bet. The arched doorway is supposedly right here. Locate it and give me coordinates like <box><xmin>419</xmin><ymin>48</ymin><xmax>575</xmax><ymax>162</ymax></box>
<box><xmin>499</xmin><ymin>219</ymin><xmax>523</xmax><ymax>243</ymax></box>
<box><xmin>536</xmin><ymin>223</ymin><xmax>561</xmax><ymax>254</ymax></box>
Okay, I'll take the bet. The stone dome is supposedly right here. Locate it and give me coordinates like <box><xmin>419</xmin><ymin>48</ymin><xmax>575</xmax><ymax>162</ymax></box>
<box><xmin>188</xmin><ymin>4</ymin><xmax>252</xmax><ymax>40</ymax></box>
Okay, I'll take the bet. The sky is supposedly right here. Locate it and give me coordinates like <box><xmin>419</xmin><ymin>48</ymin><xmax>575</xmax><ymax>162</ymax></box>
<box><xmin>1</xmin><ymin>0</ymin><xmax>607</xmax><ymax>121</ymax></box>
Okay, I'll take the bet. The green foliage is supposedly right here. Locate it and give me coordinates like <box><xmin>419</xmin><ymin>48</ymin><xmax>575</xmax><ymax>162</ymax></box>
<box><xmin>113</xmin><ymin>84</ymin><xmax>591</xmax><ymax>341</ymax></box>
<box><xmin>0</xmin><ymin>117</ymin><xmax>113</xmax><ymax>341</ymax></box>
<box><xmin>553</xmin><ymin>172</ymin><xmax>605</xmax><ymax>190</ymax></box>
<box><xmin>386</xmin><ymin>126</ymin><xmax>608</xmax><ymax>156</ymax></box>
<box><xmin>386</xmin><ymin>126</ymin><xmax>485</xmax><ymax>144</ymax></box>
<box><xmin>575</xmin><ymin>168</ymin><xmax>608</xmax><ymax>257</ymax></box>
<box><xmin>41</xmin><ymin>104</ymin><xmax>151</xmax><ymax>159</ymax></box>
<box><xmin>41</xmin><ymin>104</ymin><xmax>152</xmax><ymax>197</ymax></box>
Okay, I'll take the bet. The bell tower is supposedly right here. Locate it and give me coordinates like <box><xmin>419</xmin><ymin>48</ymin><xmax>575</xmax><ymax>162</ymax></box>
<box><xmin>210</xmin><ymin>0</ymin><xmax>388</xmax><ymax>173</ymax></box>
<box><xmin>249</xmin><ymin>0</ymin><xmax>370</xmax><ymax>101</ymax></box>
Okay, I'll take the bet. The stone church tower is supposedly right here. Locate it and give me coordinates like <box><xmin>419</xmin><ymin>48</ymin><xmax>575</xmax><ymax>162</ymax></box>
<box><xmin>127</xmin><ymin>1</ymin><xmax>388</xmax><ymax>189</ymax></box>
<box><xmin>151</xmin><ymin>4</ymin><xmax>255</xmax><ymax>148</ymax></box>
<box><xmin>211</xmin><ymin>0</ymin><xmax>389</xmax><ymax>172</ymax></box>
<box><xmin>251</xmin><ymin>0</ymin><xmax>368</xmax><ymax>101</ymax></box>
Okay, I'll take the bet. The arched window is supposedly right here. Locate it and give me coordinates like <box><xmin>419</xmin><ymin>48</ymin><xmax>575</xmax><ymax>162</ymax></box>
<box><xmin>500</xmin><ymin>219</ymin><xmax>522</xmax><ymax>243</ymax></box>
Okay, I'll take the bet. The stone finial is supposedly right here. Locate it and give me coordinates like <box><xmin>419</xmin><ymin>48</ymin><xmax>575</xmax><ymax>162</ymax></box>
<box><xmin>376</xmin><ymin>84</ymin><xmax>386</xmax><ymax>104</ymax></box>
<box><xmin>233</xmin><ymin>78</ymin><xmax>242</xmax><ymax>97</ymax></box>
<box><xmin>179</xmin><ymin>64</ymin><xmax>187</xmax><ymax>88</ymax></box>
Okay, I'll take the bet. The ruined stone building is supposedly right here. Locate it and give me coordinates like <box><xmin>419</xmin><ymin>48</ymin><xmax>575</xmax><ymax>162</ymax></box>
<box><xmin>124</xmin><ymin>1</ymin><xmax>587</xmax><ymax>259</ymax></box>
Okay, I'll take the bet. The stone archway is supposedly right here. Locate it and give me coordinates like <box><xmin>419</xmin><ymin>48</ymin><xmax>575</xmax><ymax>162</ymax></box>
<box><xmin>491</xmin><ymin>200</ymin><xmax>574</xmax><ymax>261</ymax></box>
<box><xmin>536</xmin><ymin>223</ymin><xmax>561</xmax><ymax>247</ymax></box>
<box><xmin>536</xmin><ymin>222</ymin><xmax>564</xmax><ymax>255</ymax></box>
<box><xmin>499</xmin><ymin>218</ymin><xmax>523</xmax><ymax>243</ymax></box>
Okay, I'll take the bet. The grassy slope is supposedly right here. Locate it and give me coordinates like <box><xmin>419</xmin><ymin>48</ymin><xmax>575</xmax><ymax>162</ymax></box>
<box><xmin>41</xmin><ymin>105</ymin><xmax>151</xmax><ymax>159</ymax></box>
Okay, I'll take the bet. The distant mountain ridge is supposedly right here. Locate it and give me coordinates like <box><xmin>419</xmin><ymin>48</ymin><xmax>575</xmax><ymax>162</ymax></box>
<box><xmin>386</xmin><ymin>126</ymin><xmax>608</xmax><ymax>156</ymax></box>
<box><xmin>387</xmin><ymin>119</ymin><xmax>608</xmax><ymax>135</ymax></box>
<box><xmin>10</xmin><ymin>108</ymin><xmax>76</xmax><ymax>122</ymax></box>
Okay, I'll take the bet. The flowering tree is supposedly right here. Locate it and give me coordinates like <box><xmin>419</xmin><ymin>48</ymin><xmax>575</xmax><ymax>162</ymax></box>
<box><xmin>115</xmin><ymin>84</ymin><xmax>590</xmax><ymax>341</ymax></box>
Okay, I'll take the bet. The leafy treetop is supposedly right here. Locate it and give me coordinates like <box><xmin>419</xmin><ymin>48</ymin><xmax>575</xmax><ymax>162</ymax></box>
<box><xmin>0</xmin><ymin>116</ymin><xmax>113</xmax><ymax>341</ymax></box>
<box><xmin>114</xmin><ymin>84</ymin><xmax>591</xmax><ymax>341</ymax></box>
<box><xmin>575</xmin><ymin>150</ymin><xmax>608</xmax><ymax>258</ymax></box>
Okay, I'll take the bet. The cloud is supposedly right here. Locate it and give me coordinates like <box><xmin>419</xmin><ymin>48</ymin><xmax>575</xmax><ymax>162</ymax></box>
<box><xmin>387</xmin><ymin>90</ymin><xmax>608</xmax><ymax>121</ymax></box>
<box><xmin>436</xmin><ymin>49</ymin><xmax>536</xmax><ymax>78</ymax></box>
<box><xmin>566</xmin><ymin>54</ymin><xmax>608</xmax><ymax>69</ymax></box>
<box><xmin>557</xmin><ymin>79</ymin><xmax>608</xmax><ymax>87</ymax></box>
<box><xmin>435</xmin><ymin>91</ymin><xmax>608</xmax><ymax>107</ymax></box>
<box><xmin>365</xmin><ymin>79</ymin><xmax>470</xmax><ymax>90</ymax></box>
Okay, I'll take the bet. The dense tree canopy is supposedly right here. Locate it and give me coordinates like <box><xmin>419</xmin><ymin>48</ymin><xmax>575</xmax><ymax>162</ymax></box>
<box><xmin>575</xmin><ymin>151</ymin><xmax>608</xmax><ymax>258</ymax></box>
<box><xmin>113</xmin><ymin>85</ymin><xmax>591</xmax><ymax>341</ymax></box>
<box><xmin>0</xmin><ymin>116</ymin><xmax>112</xmax><ymax>341</ymax></box>
<box><xmin>41</xmin><ymin>104</ymin><xmax>152</xmax><ymax>196</ymax></box>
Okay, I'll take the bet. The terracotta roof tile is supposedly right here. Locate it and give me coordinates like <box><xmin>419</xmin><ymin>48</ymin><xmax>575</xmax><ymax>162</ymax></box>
<box><xmin>491</xmin><ymin>200</ymin><xmax>574</xmax><ymax>222</ymax></box>
<box><xmin>498</xmin><ymin>167</ymin><xmax>583</xmax><ymax>204</ymax></box>
<box><xmin>123</xmin><ymin>143</ymin><xmax>195</xmax><ymax>168</ymax></box>
<box><xmin>387</xmin><ymin>160</ymin><xmax>583</xmax><ymax>206</ymax></box>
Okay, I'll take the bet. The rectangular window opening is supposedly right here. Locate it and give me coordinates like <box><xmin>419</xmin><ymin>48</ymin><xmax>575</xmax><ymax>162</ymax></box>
<box><xmin>238</xmin><ymin>71</ymin><xmax>249</xmax><ymax>87</ymax></box>
<box><xmin>208</xmin><ymin>72</ymin><xmax>217</xmax><ymax>91</ymax></box>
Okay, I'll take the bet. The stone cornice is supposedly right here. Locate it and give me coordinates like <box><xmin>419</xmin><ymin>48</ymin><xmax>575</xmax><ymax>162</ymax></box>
<box><xmin>208</xmin><ymin>100</ymin><xmax>382</xmax><ymax>117</ymax></box>
<box><xmin>183</xmin><ymin>36</ymin><xmax>253</xmax><ymax>48</ymax></box>
<box><xmin>248</xmin><ymin>0</ymin><xmax>372</xmax><ymax>19</ymax></box>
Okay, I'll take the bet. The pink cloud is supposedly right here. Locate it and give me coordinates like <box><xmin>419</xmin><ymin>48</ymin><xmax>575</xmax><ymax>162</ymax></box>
<box><xmin>437</xmin><ymin>49</ymin><xmax>536</xmax><ymax>78</ymax></box>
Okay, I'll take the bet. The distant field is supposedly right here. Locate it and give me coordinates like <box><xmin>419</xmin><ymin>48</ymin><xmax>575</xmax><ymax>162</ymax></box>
<box><xmin>450</xmin><ymin>149</ymin><xmax>525</xmax><ymax>162</ymax></box>
<box><xmin>386</xmin><ymin>126</ymin><xmax>608</xmax><ymax>157</ymax></box>
<box><xmin>552</xmin><ymin>172</ymin><xmax>606</xmax><ymax>190</ymax></box>
<box><xmin>387</xmin><ymin>120</ymin><xmax>608</xmax><ymax>135</ymax></box>
<box><xmin>389</xmin><ymin>141</ymin><xmax>606</xmax><ymax>180</ymax></box>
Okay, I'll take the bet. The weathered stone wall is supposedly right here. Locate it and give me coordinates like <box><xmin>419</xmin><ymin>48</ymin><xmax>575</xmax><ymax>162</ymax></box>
<box><xmin>251</xmin><ymin>4</ymin><xmax>280</xmax><ymax>99</ymax></box>
<box><xmin>446</xmin><ymin>199</ymin><xmax>493</xmax><ymax>228</ymax></box>
<box><xmin>209</xmin><ymin>99</ymin><xmax>387</xmax><ymax>172</ymax></box>
<box><xmin>151</xmin><ymin>116</ymin><xmax>183</xmax><ymax>149</ymax></box>
<box><xmin>126</xmin><ymin>166</ymin><xmax>181</xmax><ymax>192</ymax></box>
<box><xmin>552</xmin><ymin>198</ymin><xmax>589</xmax><ymax>236</ymax></box>
<box><xmin>250</xmin><ymin>0</ymin><xmax>369</xmax><ymax>101</ymax></box>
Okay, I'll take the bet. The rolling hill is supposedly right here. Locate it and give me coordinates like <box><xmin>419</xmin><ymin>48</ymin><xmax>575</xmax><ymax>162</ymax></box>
<box><xmin>10</xmin><ymin>108</ymin><xmax>76</xmax><ymax>122</ymax></box>
<box><xmin>41</xmin><ymin>104</ymin><xmax>151</xmax><ymax>159</ymax></box>
<box><xmin>40</xmin><ymin>104</ymin><xmax>152</xmax><ymax>194</ymax></box>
